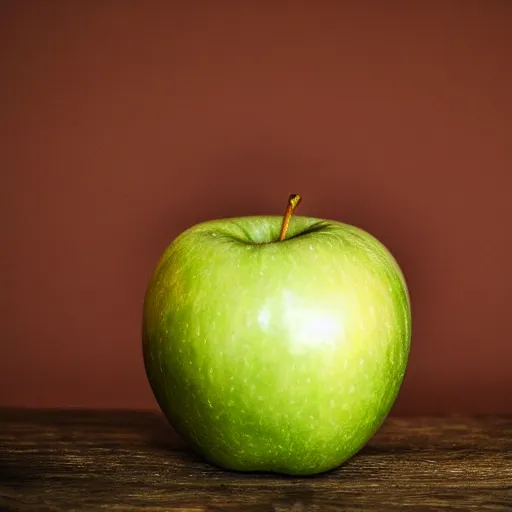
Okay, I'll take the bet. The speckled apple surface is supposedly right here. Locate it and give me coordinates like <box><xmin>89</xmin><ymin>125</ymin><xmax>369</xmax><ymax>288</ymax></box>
<box><xmin>142</xmin><ymin>215</ymin><xmax>411</xmax><ymax>475</ymax></box>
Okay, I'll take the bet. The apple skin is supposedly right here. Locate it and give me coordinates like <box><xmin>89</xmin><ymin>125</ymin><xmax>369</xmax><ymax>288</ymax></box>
<box><xmin>142</xmin><ymin>215</ymin><xmax>411</xmax><ymax>476</ymax></box>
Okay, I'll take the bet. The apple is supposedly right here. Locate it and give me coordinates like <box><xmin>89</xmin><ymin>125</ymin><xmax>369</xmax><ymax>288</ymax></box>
<box><xmin>142</xmin><ymin>195</ymin><xmax>411</xmax><ymax>475</ymax></box>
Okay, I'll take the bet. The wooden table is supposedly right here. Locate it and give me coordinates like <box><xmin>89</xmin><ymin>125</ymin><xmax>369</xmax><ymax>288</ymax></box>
<box><xmin>1</xmin><ymin>409</ymin><xmax>511</xmax><ymax>511</ymax></box>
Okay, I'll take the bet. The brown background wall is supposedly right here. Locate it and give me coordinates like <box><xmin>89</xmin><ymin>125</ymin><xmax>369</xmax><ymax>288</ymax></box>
<box><xmin>2</xmin><ymin>2</ymin><xmax>511</xmax><ymax>414</ymax></box>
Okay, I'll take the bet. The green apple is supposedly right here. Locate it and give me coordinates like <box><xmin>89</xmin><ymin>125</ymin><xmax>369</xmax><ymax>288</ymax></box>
<box><xmin>142</xmin><ymin>195</ymin><xmax>411</xmax><ymax>475</ymax></box>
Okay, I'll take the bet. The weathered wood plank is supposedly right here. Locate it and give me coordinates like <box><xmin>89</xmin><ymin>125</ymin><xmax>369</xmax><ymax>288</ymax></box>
<box><xmin>0</xmin><ymin>409</ymin><xmax>511</xmax><ymax>511</ymax></box>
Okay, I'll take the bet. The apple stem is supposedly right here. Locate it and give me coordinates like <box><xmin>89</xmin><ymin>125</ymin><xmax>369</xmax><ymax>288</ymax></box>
<box><xmin>278</xmin><ymin>194</ymin><xmax>302</xmax><ymax>241</ymax></box>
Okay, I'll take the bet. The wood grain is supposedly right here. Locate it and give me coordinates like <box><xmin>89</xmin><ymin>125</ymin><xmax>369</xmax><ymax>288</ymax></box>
<box><xmin>0</xmin><ymin>409</ymin><xmax>511</xmax><ymax>511</ymax></box>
